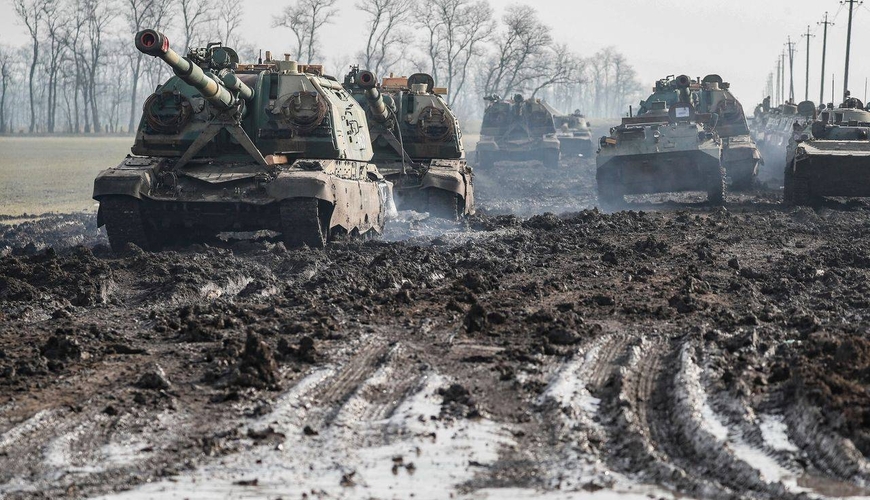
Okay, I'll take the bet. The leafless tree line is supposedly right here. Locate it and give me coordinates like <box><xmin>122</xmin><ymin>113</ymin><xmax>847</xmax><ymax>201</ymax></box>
<box><xmin>0</xmin><ymin>0</ymin><xmax>643</xmax><ymax>134</ymax></box>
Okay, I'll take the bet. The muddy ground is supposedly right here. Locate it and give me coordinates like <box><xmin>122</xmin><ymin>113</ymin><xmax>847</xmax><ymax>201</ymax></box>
<box><xmin>3</xmin><ymin>156</ymin><xmax>870</xmax><ymax>499</ymax></box>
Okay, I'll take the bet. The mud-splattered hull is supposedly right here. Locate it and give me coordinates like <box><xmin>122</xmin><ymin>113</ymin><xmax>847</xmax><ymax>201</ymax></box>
<box><xmin>788</xmin><ymin>141</ymin><xmax>870</xmax><ymax>199</ymax></box>
<box><xmin>596</xmin><ymin>149</ymin><xmax>721</xmax><ymax>195</ymax></box>
<box><xmin>380</xmin><ymin>160</ymin><xmax>475</xmax><ymax>217</ymax></box>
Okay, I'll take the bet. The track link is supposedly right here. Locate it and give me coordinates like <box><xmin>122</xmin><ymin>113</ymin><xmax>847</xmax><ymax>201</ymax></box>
<box><xmin>280</xmin><ymin>198</ymin><xmax>328</xmax><ymax>248</ymax></box>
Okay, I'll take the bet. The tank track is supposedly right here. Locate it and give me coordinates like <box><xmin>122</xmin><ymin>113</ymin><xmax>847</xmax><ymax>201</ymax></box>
<box><xmin>100</xmin><ymin>196</ymin><xmax>153</xmax><ymax>252</ymax></box>
<box><xmin>541</xmin><ymin>149</ymin><xmax>561</xmax><ymax>168</ymax></box>
<box><xmin>784</xmin><ymin>167</ymin><xmax>815</xmax><ymax>206</ymax></box>
<box><xmin>427</xmin><ymin>189</ymin><xmax>460</xmax><ymax>220</ymax></box>
<box><xmin>706</xmin><ymin>166</ymin><xmax>727</xmax><ymax>206</ymax></box>
<box><xmin>280</xmin><ymin>198</ymin><xmax>328</xmax><ymax>248</ymax></box>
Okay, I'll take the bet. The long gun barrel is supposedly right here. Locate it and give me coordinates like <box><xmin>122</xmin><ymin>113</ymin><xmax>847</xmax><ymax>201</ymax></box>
<box><xmin>135</xmin><ymin>29</ymin><xmax>252</xmax><ymax>110</ymax></box>
<box><xmin>357</xmin><ymin>70</ymin><xmax>391</xmax><ymax>123</ymax></box>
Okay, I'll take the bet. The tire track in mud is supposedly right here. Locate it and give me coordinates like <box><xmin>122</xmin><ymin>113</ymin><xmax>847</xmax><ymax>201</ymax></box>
<box><xmin>587</xmin><ymin>332</ymin><xmax>813</xmax><ymax>499</ymax></box>
<box><xmin>0</xmin><ymin>403</ymin><xmax>191</xmax><ymax>497</ymax></box>
<box><xmin>102</xmin><ymin>334</ymin><xmax>519</xmax><ymax>499</ymax></box>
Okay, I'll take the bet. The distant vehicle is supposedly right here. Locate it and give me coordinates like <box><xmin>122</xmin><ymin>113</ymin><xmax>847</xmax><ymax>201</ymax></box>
<box><xmin>93</xmin><ymin>30</ymin><xmax>392</xmax><ymax>251</ymax></box>
<box><xmin>476</xmin><ymin>94</ymin><xmax>561</xmax><ymax>168</ymax></box>
<box><xmin>596</xmin><ymin>75</ymin><xmax>724</xmax><ymax>208</ymax></box>
<box><xmin>343</xmin><ymin>68</ymin><xmax>473</xmax><ymax>219</ymax></box>
<box><xmin>694</xmin><ymin>75</ymin><xmax>762</xmax><ymax>190</ymax></box>
<box><xmin>785</xmin><ymin>97</ymin><xmax>870</xmax><ymax>205</ymax></box>
<box><xmin>544</xmin><ymin>105</ymin><xmax>594</xmax><ymax>158</ymax></box>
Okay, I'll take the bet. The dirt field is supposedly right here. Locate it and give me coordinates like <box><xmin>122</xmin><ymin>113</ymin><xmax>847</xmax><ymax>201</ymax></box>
<box><xmin>2</xmin><ymin>144</ymin><xmax>870</xmax><ymax>499</ymax></box>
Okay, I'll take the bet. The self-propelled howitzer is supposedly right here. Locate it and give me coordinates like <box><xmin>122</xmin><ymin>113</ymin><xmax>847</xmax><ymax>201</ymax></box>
<box><xmin>343</xmin><ymin>68</ymin><xmax>473</xmax><ymax>218</ymax></box>
<box><xmin>93</xmin><ymin>31</ymin><xmax>393</xmax><ymax>251</ymax></box>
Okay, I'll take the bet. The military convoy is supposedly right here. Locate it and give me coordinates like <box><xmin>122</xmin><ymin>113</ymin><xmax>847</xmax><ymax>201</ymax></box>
<box><xmin>94</xmin><ymin>31</ymin><xmax>870</xmax><ymax>253</ymax></box>
<box><xmin>785</xmin><ymin>97</ymin><xmax>870</xmax><ymax>205</ymax></box>
<box><xmin>342</xmin><ymin>68</ymin><xmax>473</xmax><ymax>219</ymax></box>
<box><xmin>596</xmin><ymin>75</ymin><xmax>725</xmax><ymax>208</ymax></box>
<box><xmin>93</xmin><ymin>31</ymin><xmax>394</xmax><ymax>251</ymax></box>
<box><xmin>476</xmin><ymin>94</ymin><xmax>561</xmax><ymax>168</ymax></box>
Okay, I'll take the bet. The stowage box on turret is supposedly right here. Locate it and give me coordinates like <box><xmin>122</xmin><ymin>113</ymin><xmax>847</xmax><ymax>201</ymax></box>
<box><xmin>93</xmin><ymin>30</ymin><xmax>393</xmax><ymax>251</ymax></box>
<box><xmin>343</xmin><ymin>68</ymin><xmax>473</xmax><ymax>219</ymax></box>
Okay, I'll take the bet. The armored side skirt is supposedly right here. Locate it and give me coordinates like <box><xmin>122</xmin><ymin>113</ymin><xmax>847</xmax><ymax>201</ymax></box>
<box><xmin>596</xmin><ymin>150</ymin><xmax>722</xmax><ymax>195</ymax></box>
<box><xmin>788</xmin><ymin>152</ymin><xmax>870</xmax><ymax>199</ymax></box>
<box><xmin>94</xmin><ymin>159</ymin><xmax>391</xmax><ymax>248</ymax></box>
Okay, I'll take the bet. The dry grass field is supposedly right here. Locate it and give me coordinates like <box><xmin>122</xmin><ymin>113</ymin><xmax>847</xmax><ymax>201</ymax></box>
<box><xmin>0</xmin><ymin>136</ymin><xmax>131</xmax><ymax>216</ymax></box>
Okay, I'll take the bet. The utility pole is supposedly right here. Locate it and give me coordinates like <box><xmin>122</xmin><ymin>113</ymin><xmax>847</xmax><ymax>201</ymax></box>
<box><xmin>802</xmin><ymin>26</ymin><xmax>814</xmax><ymax>102</ymax></box>
<box><xmin>819</xmin><ymin>12</ymin><xmax>834</xmax><ymax>105</ymax></box>
<box><xmin>787</xmin><ymin>38</ymin><xmax>797</xmax><ymax>103</ymax></box>
<box><xmin>775</xmin><ymin>58</ymin><xmax>782</xmax><ymax>105</ymax></box>
<box><xmin>781</xmin><ymin>50</ymin><xmax>788</xmax><ymax>105</ymax></box>
<box><xmin>842</xmin><ymin>0</ymin><xmax>862</xmax><ymax>101</ymax></box>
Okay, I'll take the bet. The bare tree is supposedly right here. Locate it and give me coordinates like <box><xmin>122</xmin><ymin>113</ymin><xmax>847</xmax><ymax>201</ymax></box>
<box><xmin>529</xmin><ymin>43</ymin><xmax>577</xmax><ymax>98</ymax></box>
<box><xmin>43</xmin><ymin>0</ymin><xmax>67</xmax><ymax>133</ymax></box>
<box><xmin>416</xmin><ymin>0</ymin><xmax>494</xmax><ymax>107</ymax></box>
<box><xmin>481</xmin><ymin>4</ymin><xmax>551</xmax><ymax>99</ymax></box>
<box><xmin>0</xmin><ymin>45</ymin><xmax>12</xmax><ymax>134</ymax></box>
<box><xmin>273</xmin><ymin>0</ymin><xmax>339</xmax><ymax>64</ymax></box>
<box><xmin>13</xmin><ymin>0</ymin><xmax>49</xmax><ymax>132</ymax></box>
<box><xmin>81</xmin><ymin>0</ymin><xmax>116</xmax><ymax>133</ymax></box>
<box><xmin>180</xmin><ymin>0</ymin><xmax>210</xmax><ymax>49</ymax></box>
<box><xmin>357</xmin><ymin>0</ymin><xmax>412</xmax><ymax>77</ymax></box>
<box><xmin>213</xmin><ymin>0</ymin><xmax>244</xmax><ymax>48</ymax></box>
<box><xmin>124</xmin><ymin>0</ymin><xmax>174</xmax><ymax>133</ymax></box>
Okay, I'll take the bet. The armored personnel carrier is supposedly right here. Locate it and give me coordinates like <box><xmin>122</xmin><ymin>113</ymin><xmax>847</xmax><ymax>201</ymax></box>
<box><xmin>785</xmin><ymin>97</ymin><xmax>870</xmax><ymax>205</ymax></box>
<box><xmin>93</xmin><ymin>30</ymin><xmax>392</xmax><ymax>251</ymax></box>
<box><xmin>476</xmin><ymin>94</ymin><xmax>560</xmax><ymax>168</ymax></box>
<box><xmin>695</xmin><ymin>75</ymin><xmax>762</xmax><ymax>190</ymax></box>
<box><xmin>596</xmin><ymin>75</ymin><xmax>724</xmax><ymax>208</ymax></box>
<box><xmin>342</xmin><ymin>68</ymin><xmax>473</xmax><ymax>219</ymax></box>
<box><xmin>544</xmin><ymin>103</ymin><xmax>594</xmax><ymax>157</ymax></box>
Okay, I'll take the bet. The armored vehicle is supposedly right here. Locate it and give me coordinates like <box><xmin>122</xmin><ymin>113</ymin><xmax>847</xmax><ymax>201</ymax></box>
<box><xmin>342</xmin><ymin>68</ymin><xmax>473</xmax><ymax>219</ymax></box>
<box><xmin>476</xmin><ymin>94</ymin><xmax>560</xmax><ymax>168</ymax></box>
<box><xmin>596</xmin><ymin>75</ymin><xmax>724</xmax><ymax>208</ymax></box>
<box><xmin>544</xmin><ymin>104</ymin><xmax>594</xmax><ymax>157</ymax></box>
<box><xmin>785</xmin><ymin>97</ymin><xmax>870</xmax><ymax>205</ymax></box>
<box><xmin>752</xmin><ymin>102</ymin><xmax>806</xmax><ymax>184</ymax></box>
<box><xmin>93</xmin><ymin>30</ymin><xmax>392</xmax><ymax>251</ymax></box>
<box><xmin>695</xmin><ymin>75</ymin><xmax>762</xmax><ymax>190</ymax></box>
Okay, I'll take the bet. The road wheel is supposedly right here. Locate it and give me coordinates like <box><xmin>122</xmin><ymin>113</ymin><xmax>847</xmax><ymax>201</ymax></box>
<box><xmin>280</xmin><ymin>198</ymin><xmax>329</xmax><ymax>248</ymax></box>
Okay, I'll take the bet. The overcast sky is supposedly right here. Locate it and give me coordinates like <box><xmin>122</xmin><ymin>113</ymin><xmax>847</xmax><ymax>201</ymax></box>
<box><xmin>0</xmin><ymin>0</ymin><xmax>867</xmax><ymax>111</ymax></box>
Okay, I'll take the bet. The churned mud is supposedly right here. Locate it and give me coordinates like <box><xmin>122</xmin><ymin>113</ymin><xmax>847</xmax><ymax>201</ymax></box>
<box><xmin>3</xmin><ymin>157</ymin><xmax>870</xmax><ymax>499</ymax></box>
